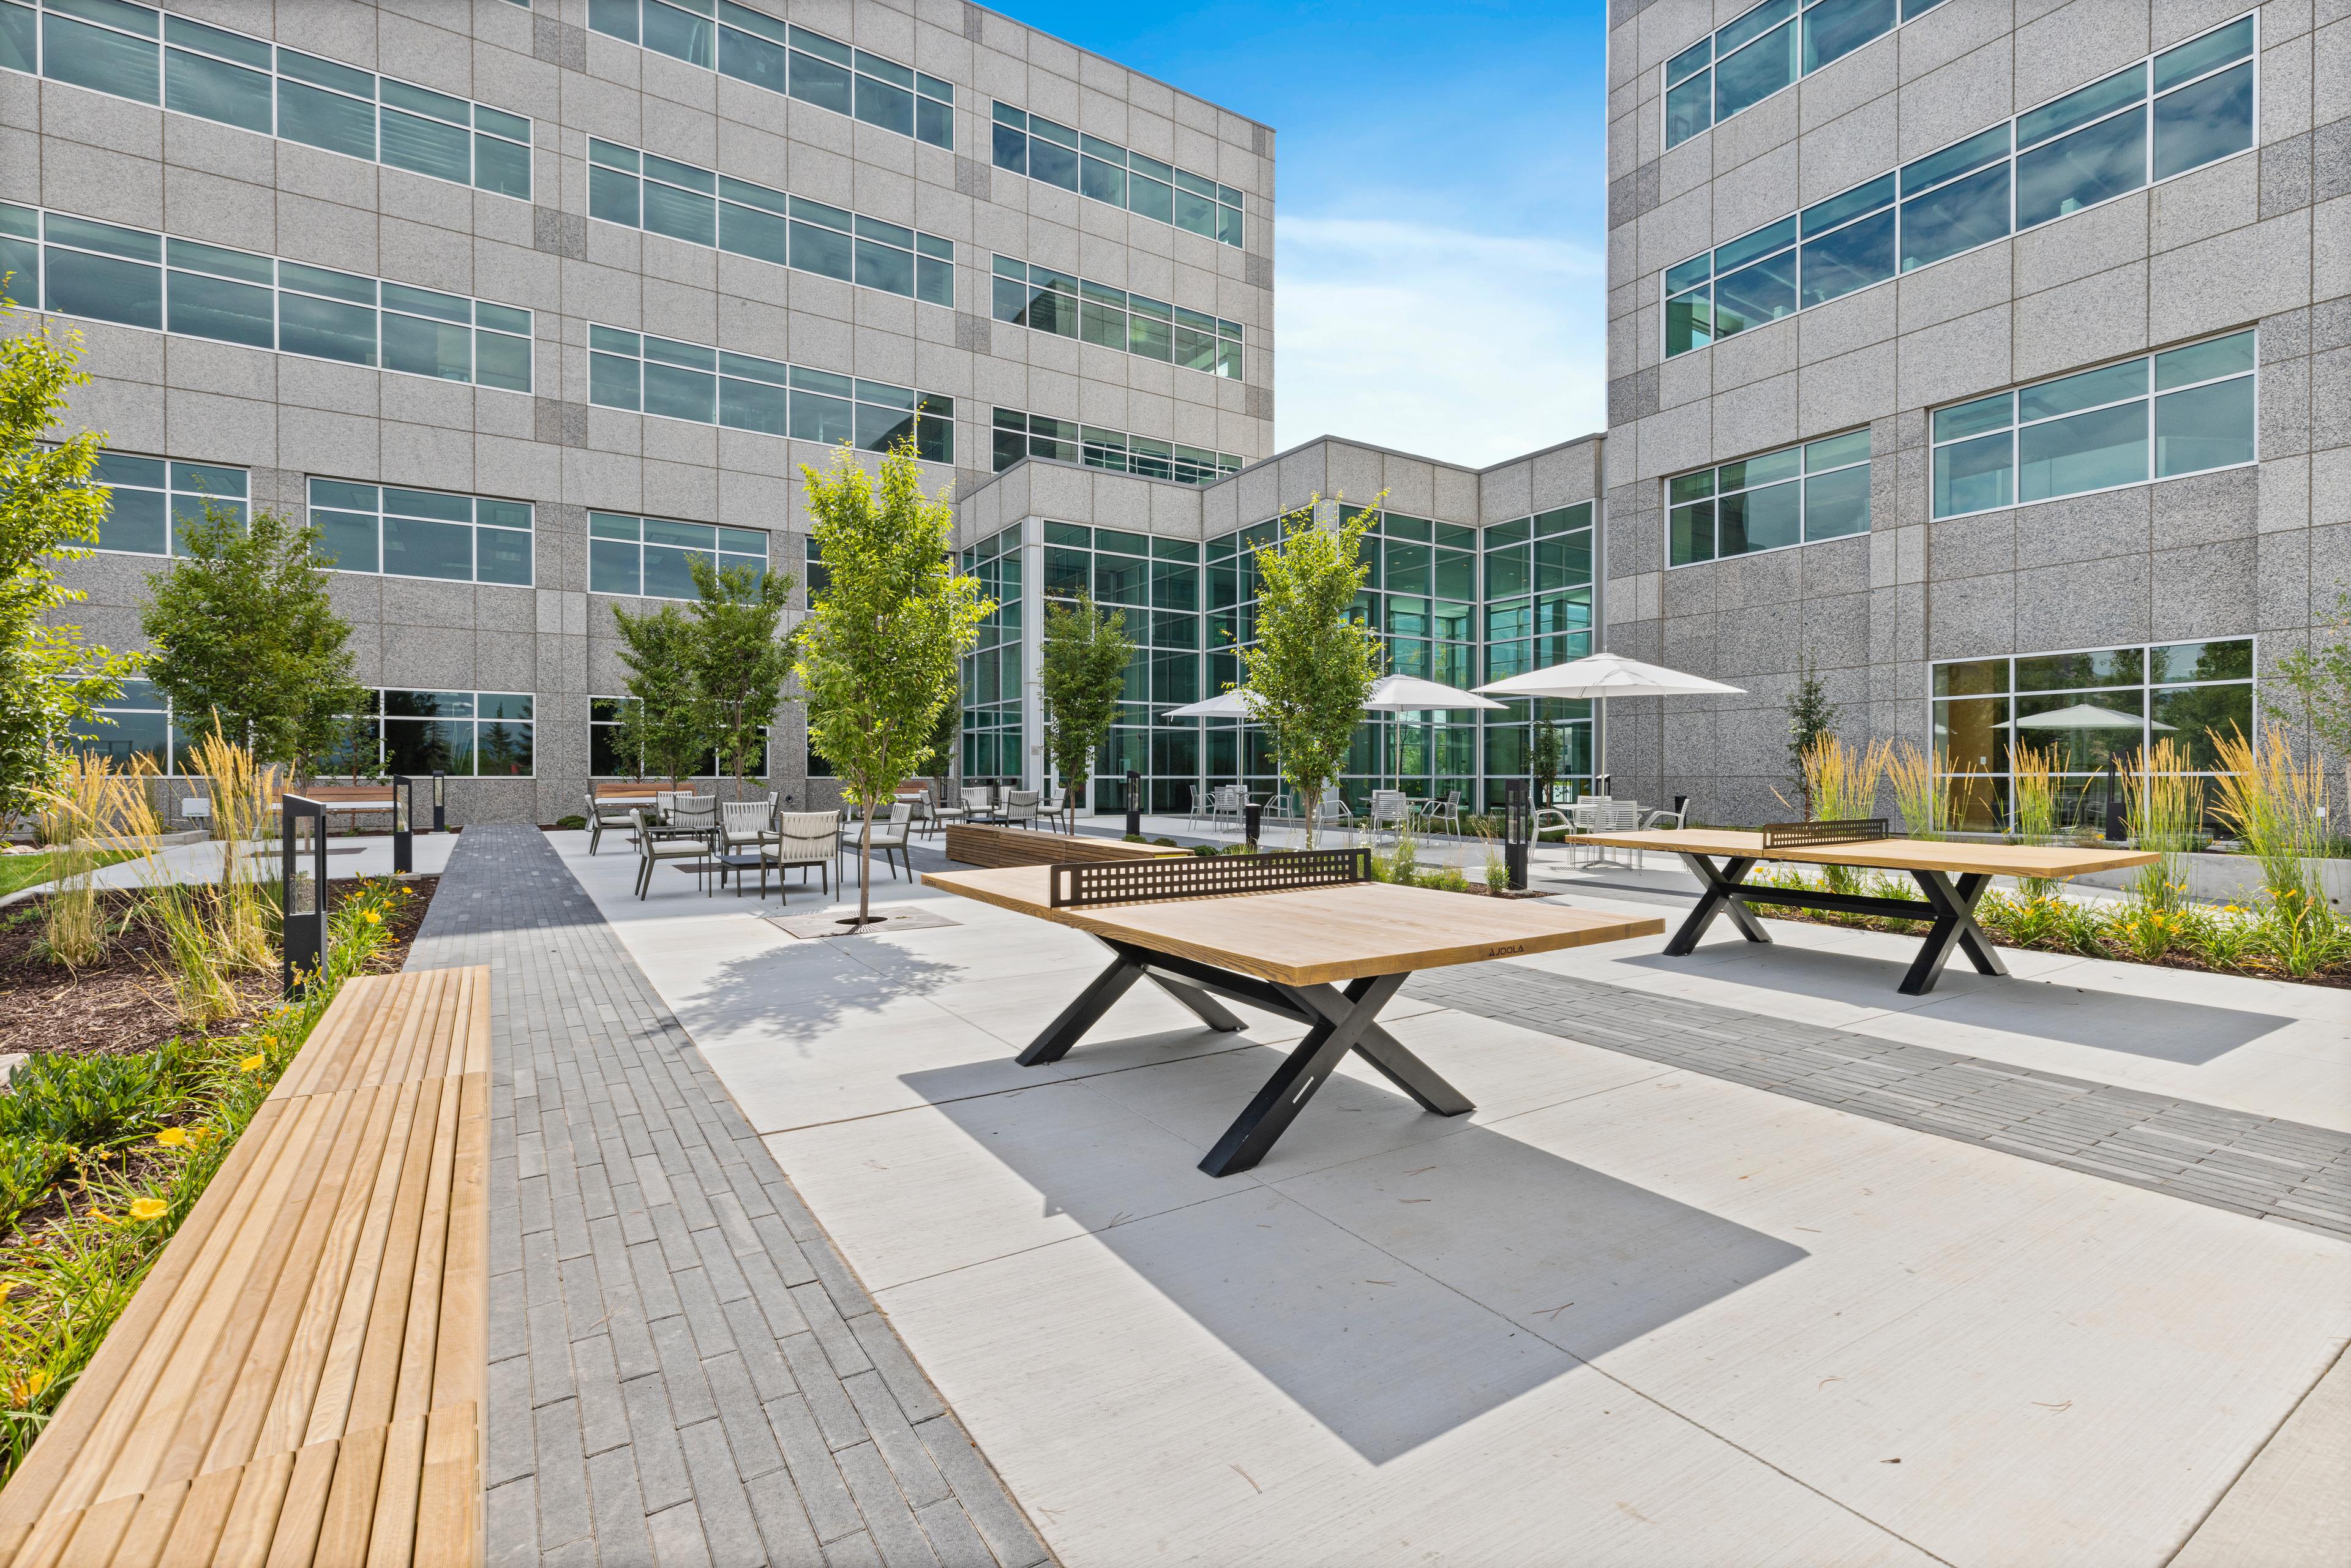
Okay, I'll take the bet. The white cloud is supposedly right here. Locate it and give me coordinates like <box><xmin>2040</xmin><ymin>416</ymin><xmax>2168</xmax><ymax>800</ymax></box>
<box><xmin>1272</xmin><ymin>215</ymin><xmax>1607</xmax><ymax>470</ymax></box>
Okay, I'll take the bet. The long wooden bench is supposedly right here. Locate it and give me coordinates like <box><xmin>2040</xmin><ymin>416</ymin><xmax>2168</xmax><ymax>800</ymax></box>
<box><xmin>944</xmin><ymin>822</ymin><xmax>1189</xmax><ymax>869</ymax></box>
<box><xmin>298</xmin><ymin>784</ymin><xmax>399</xmax><ymax>833</ymax></box>
<box><xmin>0</xmin><ymin>966</ymin><xmax>491</xmax><ymax>1568</ymax></box>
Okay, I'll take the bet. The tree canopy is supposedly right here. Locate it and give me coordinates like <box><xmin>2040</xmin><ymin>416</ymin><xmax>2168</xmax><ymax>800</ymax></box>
<box><xmin>685</xmin><ymin>552</ymin><xmax>795</xmax><ymax>797</ymax></box>
<box><xmin>140</xmin><ymin>501</ymin><xmax>366</xmax><ymax>781</ymax></box>
<box><xmin>1040</xmin><ymin>590</ymin><xmax>1133</xmax><ymax>810</ymax></box>
<box><xmin>1238</xmin><ymin>495</ymin><xmax>1385</xmax><ymax>845</ymax></box>
<box><xmin>0</xmin><ymin>307</ymin><xmax>135</xmax><ymax>817</ymax></box>
<box><xmin>611</xmin><ymin>599</ymin><xmax>719</xmax><ymax>787</ymax></box>
<box><xmin>794</xmin><ymin>441</ymin><xmax>989</xmax><ymax>922</ymax></box>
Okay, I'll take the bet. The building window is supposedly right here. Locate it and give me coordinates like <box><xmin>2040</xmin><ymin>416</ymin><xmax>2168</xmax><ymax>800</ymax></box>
<box><xmin>590</xmin><ymin>697</ymin><xmax>767</xmax><ymax>778</ymax></box>
<box><xmin>1930</xmin><ymin>331</ymin><xmax>2254</xmax><ymax>518</ymax></box>
<box><xmin>5</xmin><ymin>203</ymin><xmax>533</xmax><ymax>391</ymax></box>
<box><xmin>958</xmin><ymin>525</ymin><xmax>1024</xmax><ymax>784</ymax></box>
<box><xmin>803</xmin><ymin>533</ymin><xmax>828</xmax><ymax>599</ymax></box>
<box><xmin>1667</xmin><ymin>430</ymin><xmax>1870</xmax><ymax>566</ymax></box>
<box><xmin>1931</xmin><ymin>639</ymin><xmax>2254</xmax><ymax>830</ymax></box>
<box><xmin>1663</xmin><ymin>15</ymin><xmax>2254</xmax><ymax>356</ymax></box>
<box><xmin>990</xmin><ymin>104</ymin><xmax>1245</xmax><ymax>250</ymax></box>
<box><xmin>307</xmin><ymin>479</ymin><xmax>533</xmax><ymax>584</ymax></box>
<box><xmin>589</xmin><ymin>513</ymin><xmax>768</xmax><ymax>598</ymax></box>
<box><xmin>86</xmin><ymin>454</ymin><xmax>247</xmax><ymax>555</ymax></box>
<box><xmin>991</xmin><ymin>409</ymin><xmax>1239</xmax><ymax>486</ymax></box>
<box><xmin>326</xmin><ymin>691</ymin><xmax>534</xmax><ymax>778</ymax></box>
<box><xmin>991</xmin><ymin>257</ymin><xmax>1242</xmax><ymax>379</ymax></box>
<box><xmin>66</xmin><ymin>678</ymin><xmax>176</xmax><ymax>771</ymax></box>
<box><xmin>4</xmin><ymin>0</ymin><xmax>531</xmax><ymax>196</ymax></box>
<box><xmin>588</xmin><ymin>140</ymin><xmax>953</xmax><ymax>306</ymax></box>
<box><xmin>588</xmin><ymin>325</ymin><xmax>952</xmax><ymax>463</ymax></box>
<box><xmin>585</xmin><ymin>2</ymin><xmax>951</xmax><ymax>151</ymax></box>
<box><xmin>1665</xmin><ymin>0</ymin><xmax>1950</xmax><ymax>149</ymax></box>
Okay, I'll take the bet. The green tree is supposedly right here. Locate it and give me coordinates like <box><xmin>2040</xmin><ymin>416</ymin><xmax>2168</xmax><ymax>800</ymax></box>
<box><xmin>610</xmin><ymin>600</ymin><xmax>718</xmax><ymax>786</ymax></box>
<box><xmin>141</xmin><ymin>501</ymin><xmax>367</xmax><ymax>781</ymax></box>
<box><xmin>927</xmin><ymin>679</ymin><xmax>962</xmax><ymax>783</ymax></box>
<box><xmin>2277</xmin><ymin>587</ymin><xmax>2351</xmax><ymax>826</ymax></box>
<box><xmin>795</xmin><ymin>441</ymin><xmax>990</xmax><ymax>925</ymax></box>
<box><xmin>686</xmin><ymin>552</ymin><xmax>796</xmax><ymax>800</ymax></box>
<box><xmin>1783</xmin><ymin>653</ymin><xmax>1842</xmax><ymax>818</ymax></box>
<box><xmin>1040</xmin><ymin>590</ymin><xmax>1133</xmax><ymax>812</ymax></box>
<box><xmin>1530</xmin><ymin>719</ymin><xmax>1565</xmax><ymax>805</ymax></box>
<box><xmin>1239</xmin><ymin>495</ymin><xmax>1386</xmax><ymax>846</ymax></box>
<box><xmin>0</xmin><ymin>308</ymin><xmax>135</xmax><ymax>819</ymax></box>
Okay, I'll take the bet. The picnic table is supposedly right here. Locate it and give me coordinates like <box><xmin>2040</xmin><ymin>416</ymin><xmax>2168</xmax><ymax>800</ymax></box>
<box><xmin>1573</xmin><ymin>819</ymin><xmax>2159</xmax><ymax>995</ymax></box>
<box><xmin>926</xmin><ymin>852</ymin><xmax>1663</xmax><ymax>1176</ymax></box>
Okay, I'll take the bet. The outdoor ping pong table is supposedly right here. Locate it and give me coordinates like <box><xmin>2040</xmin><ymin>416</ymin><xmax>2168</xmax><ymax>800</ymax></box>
<box><xmin>1573</xmin><ymin>820</ymin><xmax>2159</xmax><ymax>996</ymax></box>
<box><xmin>924</xmin><ymin>850</ymin><xmax>1664</xmax><ymax>1176</ymax></box>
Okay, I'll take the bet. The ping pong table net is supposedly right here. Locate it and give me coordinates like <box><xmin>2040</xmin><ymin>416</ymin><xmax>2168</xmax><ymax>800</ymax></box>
<box><xmin>1048</xmin><ymin>847</ymin><xmax>1373</xmax><ymax>909</ymax></box>
<box><xmin>1760</xmin><ymin>817</ymin><xmax>1891</xmax><ymax>850</ymax></box>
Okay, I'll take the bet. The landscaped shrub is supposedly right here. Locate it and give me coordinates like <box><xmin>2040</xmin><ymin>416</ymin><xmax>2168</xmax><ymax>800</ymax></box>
<box><xmin>553</xmin><ymin>814</ymin><xmax>588</xmax><ymax>831</ymax></box>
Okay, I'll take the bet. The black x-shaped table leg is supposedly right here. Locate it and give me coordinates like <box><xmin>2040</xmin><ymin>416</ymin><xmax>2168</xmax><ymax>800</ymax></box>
<box><xmin>1899</xmin><ymin>869</ymin><xmax>2006</xmax><ymax>994</ymax></box>
<box><xmin>1017</xmin><ymin>939</ymin><xmax>1474</xmax><ymax>1177</ymax></box>
<box><xmin>1663</xmin><ymin>854</ymin><xmax>2006</xmax><ymax>996</ymax></box>
<box><xmin>1664</xmin><ymin>854</ymin><xmax>1775</xmax><ymax>953</ymax></box>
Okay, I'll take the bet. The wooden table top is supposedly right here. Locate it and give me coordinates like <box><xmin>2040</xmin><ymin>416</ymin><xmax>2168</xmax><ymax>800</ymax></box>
<box><xmin>924</xmin><ymin>865</ymin><xmax>1665</xmax><ymax>987</ymax></box>
<box><xmin>1573</xmin><ymin>828</ymin><xmax>2159</xmax><ymax>879</ymax></box>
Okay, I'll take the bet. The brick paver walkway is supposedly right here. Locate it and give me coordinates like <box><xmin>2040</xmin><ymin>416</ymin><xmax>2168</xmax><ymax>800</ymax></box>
<box><xmin>406</xmin><ymin>826</ymin><xmax>1050</xmax><ymax>1568</ymax></box>
<box><xmin>1406</xmin><ymin>963</ymin><xmax>2351</xmax><ymax>1237</ymax></box>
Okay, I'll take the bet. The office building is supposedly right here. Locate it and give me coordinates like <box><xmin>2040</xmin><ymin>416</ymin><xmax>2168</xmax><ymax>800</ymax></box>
<box><xmin>9</xmin><ymin>0</ymin><xmax>1272</xmax><ymax>820</ymax></box>
<box><xmin>18</xmin><ymin>0</ymin><xmax>2336</xmax><ymax>828</ymax></box>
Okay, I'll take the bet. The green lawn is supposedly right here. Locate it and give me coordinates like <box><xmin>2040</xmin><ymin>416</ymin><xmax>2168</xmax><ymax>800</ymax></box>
<box><xmin>0</xmin><ymin>849</ymin><xmax>141</xmax><ymax>899</ymax></box>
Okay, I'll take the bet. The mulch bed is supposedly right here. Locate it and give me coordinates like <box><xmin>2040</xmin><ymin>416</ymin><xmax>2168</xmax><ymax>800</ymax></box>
<box><xmin>0</xmin><ymin>877</ymin><xmax>438</xmax><ymax>1059</ymax></box>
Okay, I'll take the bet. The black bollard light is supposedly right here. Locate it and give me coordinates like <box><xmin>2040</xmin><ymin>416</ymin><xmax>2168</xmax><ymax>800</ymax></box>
<box><xmin>1125</xmin><ymin>768</ymin><xmax>1142</xmax><ymax>838</ymax></box>
<box><xmin>431</xmin><ymin>770</ymin><xmax>448</xmax><ymax>831</ymax></box>
<box><xmin>2100</xmin><ymin>758</ymin><xmax>2125</xmax><ymax>842</ymax></box>
<box><xmin>391</xmin><ymin>773</ymin><xmax>415</xmax><ymax>874</ymax></box>
<box><xmin>1244</xmin><ymin>800</ymin><xmax>1261</xmax><ymax>851</ymax></box>
<box><xmin>1504</xmin><ymin>780</ymin><xmax>1531</xmax><ymax>891</ymax></box>
<box><xmin>282</xmin><ymin>794</ymin><xmax>330</xmax><ymax>996</ymax></box>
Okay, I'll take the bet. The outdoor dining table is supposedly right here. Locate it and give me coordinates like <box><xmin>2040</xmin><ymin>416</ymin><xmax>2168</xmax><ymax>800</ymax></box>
<box><xmin>1572</xmin><ymin>819</ymin><xmax>2160</xmax><ymax>995</ymax></box>
<box><xmin>926</xmin><ymin>849</ymin><xmax>1663</xmax><ymax>1176</ymax></box>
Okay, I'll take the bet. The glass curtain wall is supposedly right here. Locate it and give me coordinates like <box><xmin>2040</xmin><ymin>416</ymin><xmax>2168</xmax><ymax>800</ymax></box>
<box><xmin>1481</xmin><ymin>505</ymin><xmax>1597</xmax><ymax>808</ymax></box>
<box><xmin>958</xmin><ymin>525</ymin><xmax>1025</xmax><ymax>784</ymax></box>
<box><xmin>1035</xmin><ymin>523</ymin><xmax>1202</xmax><ymax>812</ymax></box>
<box><xmin>1931</xmin><ymin>638</ymin><xmax>2255</xmax><ymax>830</ymax></box>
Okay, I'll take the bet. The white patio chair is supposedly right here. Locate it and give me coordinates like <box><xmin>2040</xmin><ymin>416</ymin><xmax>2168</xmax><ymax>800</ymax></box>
<box><xmin>631</xmin><ymin>810</ymin><xmax>708</xmax><ymax>899</ymax></box>
<box><xmin>1414</xmin><ymin>789</ymin><xmax>1463</xmax><ymax>837</ymax></box>
<box><xmin>585</xmin><ymin>790</ymin><xmax>635</xmax><ymax>855</ymax></box>
<box><xmin>761</xmin><ymin>810</ymin><xmax>838</xmax><ymax>899</ymax></box>
<box><xmin>1367</xmin><ymin>790</ymin><xmax>1412</xmax><ymax>840</ymax></box>
<box><xmin>1004</xmin><ymin>789</ymin><xmax>1041</xmax><ymax>830</ymax></box>
<box><xmin>1186</xmin><ymin>784</ymin><xmax>1212</xmax><ymax>831</ymax></box>
<box><xmin>1315</xmin><ymin>786</ymin><xmax>1354</xmax><ymax>827</ymax></box>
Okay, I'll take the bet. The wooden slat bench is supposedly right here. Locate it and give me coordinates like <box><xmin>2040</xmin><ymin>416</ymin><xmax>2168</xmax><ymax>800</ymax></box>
<box><xmin>0</xmin><ymin>966</ymin><xmax>491</xmax><ymax>1568</ymax></box>
<box><xmin>297</xmin><ymin>785</ymin><xmax>398</xmax><ymax>833</ymax></box>
<box><xmin>943</xmin><ymin>822</ymin><xmax>1189</xmax><ymax>869</ymax></box>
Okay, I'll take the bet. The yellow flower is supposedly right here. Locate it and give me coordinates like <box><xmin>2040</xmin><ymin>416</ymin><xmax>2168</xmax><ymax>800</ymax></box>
<box><xmin>86</xmin><ymin>1208</ymin><xmax>111</xmax><ymax>1225</ymax></box>
<box><xmin>8</xmin><ymin>1371</ymin><xmax>48</xmax><ymax>1405</ymax></box>
<box><xmin>127</xmin><ymin>1198</ymin><xmax>167</xmax><ymax>1222</ymax></box>
<box><xmin>153</xmin><ymin>1127</ymin><xmax>188</xmax><ymax>1149</ymax></box>
<box><xmin>239</xmin><ymin>1055</ymin><xmax>266</xmax><ymax>1073</ymax></box>
<box><xmin>362</xmin><ymin>910</ymin><xmax>381</xmax><ymax>926</ymax></box>
<box><xmin>188</xmin><ymin>1125</ymin><xmax>216</xmax><ymax>1146</ymax></box>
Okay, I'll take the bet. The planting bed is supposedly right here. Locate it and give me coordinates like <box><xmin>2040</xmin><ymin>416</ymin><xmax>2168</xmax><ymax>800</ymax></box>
<box><xmin>0</xmin><ymin>876</ymin><xmax>437</xmax><ymax>1058</ymax></box>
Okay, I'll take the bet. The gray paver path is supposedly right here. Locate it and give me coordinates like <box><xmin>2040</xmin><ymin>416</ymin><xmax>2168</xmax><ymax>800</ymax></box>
<box><xmin>1408</xmin><ymin>962</ymin><xmax>2351</xmax><ymax>1236</ymax></box>
<box><xmin>405</xmin><ymin>825</ymin><xmax>1051</xmax><ymax>1568</ymax></box>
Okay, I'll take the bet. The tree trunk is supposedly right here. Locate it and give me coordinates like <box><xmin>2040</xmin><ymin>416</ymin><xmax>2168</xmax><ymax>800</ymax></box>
<box><xmin>857</xmin><ymin>809</ymin><xmax>872</xmax><ymax>925</ymax></box>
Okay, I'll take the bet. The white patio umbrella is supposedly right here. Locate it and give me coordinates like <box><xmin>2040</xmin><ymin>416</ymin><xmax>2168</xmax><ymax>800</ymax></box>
<box><xmin>2006</xmin><ymin>703</ymin><xmax>2173</xmax><ymax>732</ymax></box>
<box><xmin>1160</xmin><ymin>689</ymin><xmax>1254</xmax><ymax>719</ymax></box>
<box><xmin>1476</xmin><ymin>652</ymin><xmax>1744</xmax><ymax>794</ymax></box>
<box><xmin>1164</xmin><ymin>677</ymin><xmax>1502</xmax><ymax>804</ymax></box>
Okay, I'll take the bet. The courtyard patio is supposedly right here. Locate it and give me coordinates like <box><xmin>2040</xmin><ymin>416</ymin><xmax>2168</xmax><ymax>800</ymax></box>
<box><xmin>443</xmin><ymin>821</ymin><xmax>2351</xmax><ymax>1566</ymax></box>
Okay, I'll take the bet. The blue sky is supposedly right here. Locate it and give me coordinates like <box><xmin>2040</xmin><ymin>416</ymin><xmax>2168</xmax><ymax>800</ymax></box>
<box><xmin>1002</xmin><ymin>1</ymin><xmax>1613</xmax><ymax>468</ymax></box>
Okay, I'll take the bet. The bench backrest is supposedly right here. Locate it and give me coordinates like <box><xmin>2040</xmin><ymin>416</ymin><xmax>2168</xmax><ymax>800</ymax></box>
<box><xmin>0</xmin><ymin>966</ymin><xmax>491</xmax><ymax>1567</ymax></box>
<box><xmin>299</xmin><ymin>784</ymin><xmax>396</xmax><ymax>805</ymax></box>
<box><xmin>594</xmin><ymin>780</ymin><xmax>673</xmax><ymax>799</ymax></box>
